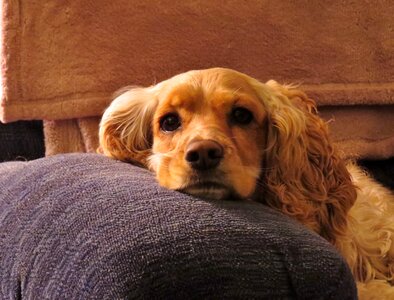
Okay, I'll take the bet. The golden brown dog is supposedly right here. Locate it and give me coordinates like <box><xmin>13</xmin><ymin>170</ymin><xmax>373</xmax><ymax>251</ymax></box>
<box><xmin>99</xmin><ymin>68</ymin><xmax>394</xmax><ymax>299</ymax></box>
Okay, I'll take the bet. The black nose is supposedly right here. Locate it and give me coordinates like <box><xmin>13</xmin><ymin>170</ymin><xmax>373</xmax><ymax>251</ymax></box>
<box><xmin>185</xmin><ymin>140</ymin><xmax>224</xmax><ymax>171</ymax></box>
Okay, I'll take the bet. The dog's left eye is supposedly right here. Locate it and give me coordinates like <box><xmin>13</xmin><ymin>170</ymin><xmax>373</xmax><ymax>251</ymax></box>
<box><xmin>160</xmin><ymin>113</ymin><xmax>181</xmax><ymax>132</ymax></box>
<box><xmin>231</xmin><ymin>107</ymin><xmax>253</xmax><ymax>125</ymax></box>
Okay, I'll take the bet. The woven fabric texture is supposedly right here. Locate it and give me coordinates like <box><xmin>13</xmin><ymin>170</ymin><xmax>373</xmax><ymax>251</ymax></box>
<box><xmin>0</xmin><ymin>154</ymin><xmax>356</xmax><ymax>299</ymax></box>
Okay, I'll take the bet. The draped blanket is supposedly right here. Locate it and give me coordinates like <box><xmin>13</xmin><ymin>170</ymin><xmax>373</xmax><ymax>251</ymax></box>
<box><xmin>1</xmin><ymin>1</ymin><xmax>394</xmax><ymax>158</ymax></box>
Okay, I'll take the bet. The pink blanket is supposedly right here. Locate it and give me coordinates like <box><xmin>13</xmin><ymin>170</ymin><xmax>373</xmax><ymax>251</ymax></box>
<box><xmin>1</xmin><ymin>1</ymin><xmax>394</xmax><ymax>158</ymax></box>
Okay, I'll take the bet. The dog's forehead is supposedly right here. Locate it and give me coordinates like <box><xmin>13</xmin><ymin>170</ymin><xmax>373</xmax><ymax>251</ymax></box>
<box><xmin>160</xmin><ymin>69</ymin><xmax>259</xmax><ymax>110</ymax></box>
<box><xmin>191</xmin><ymin>68</ymin><xmax>256</xmax><ymax>94</ymax></box>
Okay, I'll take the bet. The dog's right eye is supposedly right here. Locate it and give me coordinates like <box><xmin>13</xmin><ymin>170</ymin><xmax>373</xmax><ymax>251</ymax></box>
<box><xmin>160</xmin><ymin>113</ymin><xmax>181</xmax><ymax>132</ymax></box>
<box><xmin>230</xmin><ymin>107</ymin><xmax>254</xmax><ymax>125</ymax></box>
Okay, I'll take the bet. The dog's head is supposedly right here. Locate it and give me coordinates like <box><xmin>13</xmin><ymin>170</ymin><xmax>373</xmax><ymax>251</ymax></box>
<box><xmin>99</xmin><ymin>68</ymin><xmax>356</xmax><ymax>242</ymax></box>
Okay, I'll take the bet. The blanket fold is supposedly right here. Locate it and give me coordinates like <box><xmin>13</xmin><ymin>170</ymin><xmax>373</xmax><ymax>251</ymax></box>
<box><xmin>1</xmin><ymin>1</ymin><xmax>394</xmax><ymax>159</ymax></box>
<box><xmin>44</xmin><ymin>117</ymin><xmax>100</xmax><ymax>156</ymax></box>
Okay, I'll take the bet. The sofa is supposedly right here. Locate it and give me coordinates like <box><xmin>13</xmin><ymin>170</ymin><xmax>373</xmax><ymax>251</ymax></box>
<box><xmin>0</xmin><ymin>153</ymin><xmax>357</xmax><ymax>299</ymax></box>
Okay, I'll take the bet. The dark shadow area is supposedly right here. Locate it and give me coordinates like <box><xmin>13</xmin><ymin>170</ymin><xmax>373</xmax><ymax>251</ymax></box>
<box><xmin>359</xmin><ymin>158</ymin><xmax>394</xmax><ymax>190</ymax></box>
<box><xmin>0</xmin><ymin>121</ymin><xmax>45</xmax><ymax>162</ymax></box>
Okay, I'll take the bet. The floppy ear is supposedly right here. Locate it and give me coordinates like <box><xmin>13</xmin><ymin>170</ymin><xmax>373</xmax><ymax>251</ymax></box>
<box><xmin>253</xmin><ymin>80</ymin><xmax>357</xmax><ymax>244</ymax></box>
<box><xmin>99</xmin><ymin>87</ymin><xmax>158</xmax><ymax>166</ymax></box>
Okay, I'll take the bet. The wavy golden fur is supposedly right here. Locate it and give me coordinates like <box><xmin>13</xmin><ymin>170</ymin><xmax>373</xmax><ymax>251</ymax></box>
<box><xmin>99</xmin><ymin>68</ymin><xmax>394</xmax><ymax>299</ymax></box>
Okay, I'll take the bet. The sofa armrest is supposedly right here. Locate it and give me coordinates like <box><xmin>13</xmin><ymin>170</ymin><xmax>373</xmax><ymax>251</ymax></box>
<box><xmin>0</xmin><ymin>154</ymin><xmax>356</xmax><ymax>299</ymax></box>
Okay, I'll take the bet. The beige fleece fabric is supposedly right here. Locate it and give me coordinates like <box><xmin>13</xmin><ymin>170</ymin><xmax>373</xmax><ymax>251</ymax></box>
<box><xmin>1</xmin><ymin>1</ymin><xmax>393</xmax><ymax>158</ymax></box>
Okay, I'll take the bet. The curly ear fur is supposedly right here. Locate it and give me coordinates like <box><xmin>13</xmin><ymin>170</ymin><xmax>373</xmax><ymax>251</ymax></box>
<box><xmin>99</xmin><ymin>87</ymin><xmax>158</xmax><ymax>166</ymax></box>
<box><xmin>253</xmin><ymin>80</ymin><xmax>357</xmax><ymax>244</ymax></box>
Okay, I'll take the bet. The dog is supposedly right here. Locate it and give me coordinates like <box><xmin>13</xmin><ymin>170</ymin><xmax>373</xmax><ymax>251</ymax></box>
<box><xmin>99</xmin><ymin>68</ymin><xmax>394</xmax><ymax>299</ymax></box>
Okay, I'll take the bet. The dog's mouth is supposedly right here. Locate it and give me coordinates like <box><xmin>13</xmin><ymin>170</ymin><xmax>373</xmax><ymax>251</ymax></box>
<box><xmin>178</xmin><ymin>181</ymin><xmax>233</xmax><ymax>200</ymax></box>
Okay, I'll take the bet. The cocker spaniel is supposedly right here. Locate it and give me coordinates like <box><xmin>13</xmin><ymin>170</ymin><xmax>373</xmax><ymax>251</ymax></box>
<box><xmin>99</xmin><ymin>68</ymin><xmax>394</xmax><ymax>299</ymax></box>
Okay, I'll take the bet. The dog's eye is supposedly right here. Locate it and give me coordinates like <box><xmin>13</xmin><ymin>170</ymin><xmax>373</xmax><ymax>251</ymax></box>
<box><xmin>231</xmin><ymin>107</ymin><xmax>253</xmax><ymax>125</ymax></box>
<box><xmin>160</xmin><ymin>113</ymin><xmax>181</xmax><ymax>132</ymax></box>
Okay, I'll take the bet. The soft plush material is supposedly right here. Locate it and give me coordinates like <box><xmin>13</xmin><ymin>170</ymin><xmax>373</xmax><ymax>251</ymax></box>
<box><xmin>0</xmin><ymin>154</ymin><xmax>356</xmax><ymax>299</ymax></box>
<box><xmin>1</xmin><ymin>1</ymin><xmax>393</xmax><ymax>159</ymax></box>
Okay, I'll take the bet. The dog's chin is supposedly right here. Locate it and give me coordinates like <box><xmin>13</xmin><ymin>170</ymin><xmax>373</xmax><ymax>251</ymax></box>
<box><xmin>179</xmin><ymin>182</ymin><xmax>233</xmax><ymax>200</ymax></box>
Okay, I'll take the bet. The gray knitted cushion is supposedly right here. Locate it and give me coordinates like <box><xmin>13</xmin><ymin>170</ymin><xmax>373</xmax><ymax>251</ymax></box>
<box><xmin>0</xmin><ymin>154</ymin><xmax>356</xmax><ymax>299</ymax></box>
